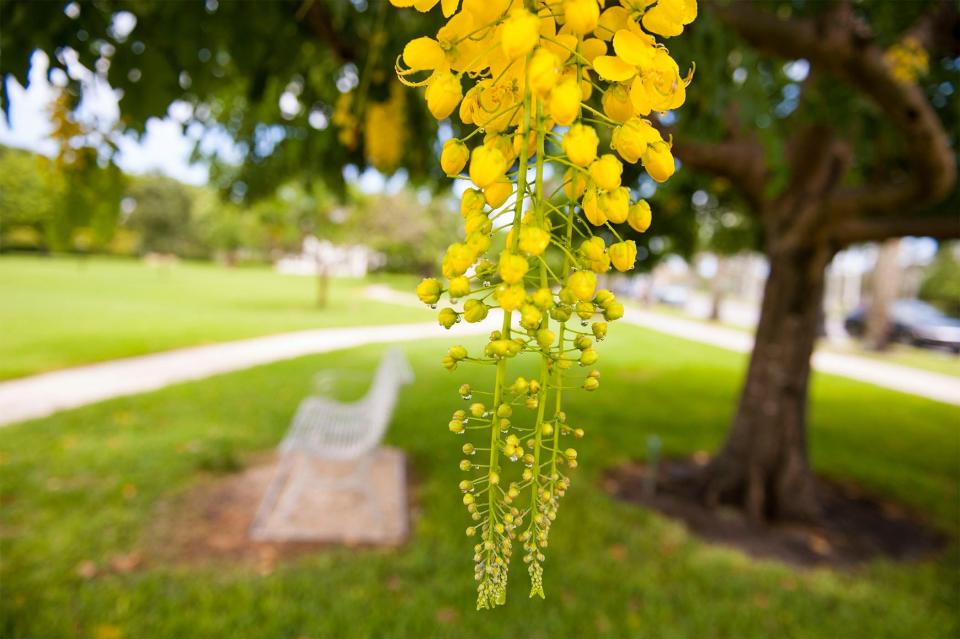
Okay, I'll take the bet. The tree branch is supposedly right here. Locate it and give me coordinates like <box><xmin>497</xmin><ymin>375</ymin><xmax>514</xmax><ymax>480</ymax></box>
<box><xmin>713</xmin><ymin>0</ymin><xmax>957</xmax><ymax>222</ymax></box>
<box><xmin>299</xmin><ymin>0</ymin><xmax>356</xmax><ymax>62</ymax></box>
<box><xmin>830</xmin><ymin>216</ymin><xmax>960</xmax><ymax>245</ymax></box>
<box><xmin>671</xmin><ymin>136</ymin><xmax>769</xmax><ymax>213</ymax></box>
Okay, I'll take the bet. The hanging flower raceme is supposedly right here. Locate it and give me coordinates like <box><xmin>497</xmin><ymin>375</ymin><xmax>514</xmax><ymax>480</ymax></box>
<box><xmin>391</xmin><ymin>0</ymin><xmax>697</xmax><ymax>610</ymax></box>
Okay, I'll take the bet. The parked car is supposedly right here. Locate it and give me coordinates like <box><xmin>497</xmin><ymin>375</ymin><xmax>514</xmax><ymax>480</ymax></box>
<box><xmin>845</xmin><ymin>299</ymin><xmax>960</xmax><ymax>353</ymax></box>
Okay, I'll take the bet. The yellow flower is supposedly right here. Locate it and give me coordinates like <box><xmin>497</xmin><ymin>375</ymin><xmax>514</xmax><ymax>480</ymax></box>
<box><xmin>628</xmin><ymin>200</ymin><xmax>652</xmax><ymax>232</ymax></box>
<box><xmin>562</xmin><ymin>123</ymin><xmax>599</xmax><ymax>167</ymax></box>
<box><xmin>642</xmin><ymin>0</ymin><xmax>697</xmax><ymax>38</ymax></box>
<box><xmin>484</xmin><ymin>181</ymin><xmax>513</xmax><ymax>208</ymax></box>
<box><xmin>563</xmin><ymin>167</ymin><xmax>588</xmax><ymax>200</ymax></box>
<box><xmin>592</xmin><ymin>55</ymin><xmax>636</xmax><ymax>82</ymax></box>
<box><xmin>461</xmin><ymin>188</ymin><xmax>485</xmax><ymax>217</ymax></box>
<box><xmin>425</xmin><ymin>70</ymin><xmax>463</xmax><ymax>120</ymax></box>
<box><xmin>599</xmin><ymin>186</ymin><xmax>630</xmax><ymax>224</ymax></box>
<box><xmin>416</xmin><ymin>277</ymin><xmax>442</xmax><ymax>304</ymax></box>
<box><xmin>518</xmin><ymin>225</ymin><xmax>551</xmax><ymax>256</ymax></box>
<box><xmin>547</xmin><ymin>76</ymin><xmax>580</xmax><ymax>126</ymax></box>
<box><xmin>581</xmin><ymin>38</ymin><xmax>608</xmax><ymax>64</ymax></box>
<box><xmin>495</xmin><ymin>283</ymin><xmax>526</xmax><ymax>311</ymax></box>
<box><xmin>581</xmin><ymin>187</ymin><xmax>605</xmax><ymax>226</ymax></box>
<box><xmin>602</xmin><ymin>85</ymin><xmax>634</xmax><ymax>123</ymax></box>
<box><xmin>403</xmin><ymin>37</ymin><xmax>446</xmax><ymax>71</ymax></box>
<box><xmin>611</xmin><ymin>117</ymin><xmax>661</xmax><ymax>164</ymax></box>
<box><xmin>532</xmin><ymin>287</ymin><xmax>554</xmax><ymax>309</ymax></box>
<box><xmin>613</xmin><ymin>28</ymin><xmax>656</xmax><ymax>66</ymax></box>
<box><xmin>642</xmin><ymin>141</ymin><xmax>676</xmax><ymax>183</ymax></box>
<box><xmin>588</xmin><ymin>154</ymin><xmax>623</xmax><ymax>191</ymax></box>
<box><xmin>501</xmin><ymin>9</ymin><xmax>540</xmax><ymax>60</ymax></box>
<box><xmin>564</xmin><ymin>0</ymin><xmax>600</xmax><ymax>36</ymax></box>
<box><xmin>630</xmin><ymin>48</ymin><xmax>686</xmax><ymax>114</ymax></box>
<box><xmin>390</xmin><ymin>0</ymin><xmax>461</xmax><ymax>18</ymax></box>
<box><xmin>448</xmin><ymin>275</ymin><xmax>471</xmax><ymax>297</ymax></box>
<box><xmin>469</xmin><ymin>144</ymin><xmax>508</xmax><ymax>188</ymax></box>
<box><xmin>597</xmin><ymin>6</ymin><xmax>629</xmax><ymax>40</ymax></box>
<box><xmin>609</xmin><ymin>240</ymin><xmax>637</xmax><ymax>271</ymax></box>
<box><xmin>527</xmin><ymin>48</ymin><xmax>560</xmax><ymax>97</ymax></box>
<box><xmin>498</xmin><ymin>251</ymin><xmax>529</xmax><ymax>284</ymax></box>
<box><xmin>567</xmin><ymin>271</ymin><xmax>597</xmax><ymax>301</ymax></box>
<box><xmin>465</xmin><ymin>230</ymin><xmax>491</xmax><ymax>257</ymax></box>
<box><xmin>441</xmin><ymin>139</ymin><xmax>469</xmax><ymax>176</ymax></box>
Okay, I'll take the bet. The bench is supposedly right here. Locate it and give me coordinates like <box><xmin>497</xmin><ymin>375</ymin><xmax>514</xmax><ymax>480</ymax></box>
<box><xmin>250</xmin><ymin>348</ymin><xmax>414</xmax><ymax>541</ymax></box>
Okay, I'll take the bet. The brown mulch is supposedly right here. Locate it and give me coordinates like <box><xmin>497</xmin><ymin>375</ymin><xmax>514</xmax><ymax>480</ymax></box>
<box><xmin>144</xmin><ymin>453</ymin><xmax>418</xmax><ymax>574</ymax></box>
<box><xmin>603</xmin><ymin>458</ymin><xmax>947</xmax><ymax>568</ymax></box>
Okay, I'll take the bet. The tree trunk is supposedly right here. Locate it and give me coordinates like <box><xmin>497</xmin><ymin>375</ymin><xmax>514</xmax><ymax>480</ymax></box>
<box><xmin>864</xmin><ymin>238</ymin><xmax>901</xmax><ymax>351</ymax></box>
<box><xmin>702</xmin><ymin>243</ymin><xmax>834</xmax><ymax>523</ymax></box>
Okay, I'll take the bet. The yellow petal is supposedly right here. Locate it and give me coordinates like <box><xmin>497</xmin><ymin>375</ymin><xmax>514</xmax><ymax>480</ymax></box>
<box><xmin>613</xmin><ymin>29</ymin><xmax>655</xmax><ymax>67</ymax></box>
<box><xmin>441</xmin><ymin>0</ymin><xmax>460</xmax><ymax>17</ymax></box>
<box><xmin>592</xmin><ymin>56</ymin><xmax>637</xmax><ymax>82</ymax></box>
<box><xmin>596</xmin><ymin>6</ymin><xmax>629</xmax><ymax>41</ymax></box>
<box><xmin>403</xmin><ymin>37</ymin><xmax>445</xmax><ymax>71</ymax></box>
<box><xmin>581</xmin><ymin>38</ymin><xmax>607</xmax><ymax>64</ymax></box>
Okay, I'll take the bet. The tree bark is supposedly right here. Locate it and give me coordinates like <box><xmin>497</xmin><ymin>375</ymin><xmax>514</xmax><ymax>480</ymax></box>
<box><xmin>702</xmin><ymin>242</ymin><xmax>834</xmax><ymax>522</ymax></box>
<box><xmin>864</xmin><ymin>239</ymin><xmax>901</xmax><ymax>350</ymax></box>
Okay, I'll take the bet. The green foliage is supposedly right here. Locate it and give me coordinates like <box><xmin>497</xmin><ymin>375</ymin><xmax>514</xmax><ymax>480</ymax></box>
<box><xmin>123</xmin><ymin>175</ymin><xmax>195</xmax><ymax>255</ymax></box>
<box><xmin>919</xmin><ymin>245</ymin><xmax>960</xmax><ymax>315</ymax></box>
<box><xmin>0</xmin><ymin>331</ymin><xmax>957</xmax><ymax>637</ymax></box>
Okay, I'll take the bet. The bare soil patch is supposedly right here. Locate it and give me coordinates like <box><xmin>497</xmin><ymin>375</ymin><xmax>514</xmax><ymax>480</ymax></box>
<box><xmin>604</xmin><ymin>458</ymin><xmax>947</xmax><ymax>568</ymax></box>
<box><xmin>145</xmin><ymin>452</ymin><xmax>416</xmax><ymax>573</ymax></box>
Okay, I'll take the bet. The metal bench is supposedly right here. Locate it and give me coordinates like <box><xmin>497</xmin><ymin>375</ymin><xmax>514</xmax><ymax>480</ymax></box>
<box><xmin>250</xmin><ymin>348</ymin><xmax>414</xmax><ymax>541</ymax></box>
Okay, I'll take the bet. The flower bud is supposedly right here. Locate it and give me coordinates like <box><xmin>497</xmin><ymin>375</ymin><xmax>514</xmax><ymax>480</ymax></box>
<box><xmin>438</xmin><ymin>307</ymin><xmax>458</xmax><ymax>329</ymax></box>
<box><xmin>448</xmin><ymin>345</ymin><xmax>468</xmax><ymax>361</ymax></box>
<box><xmin>532</xmin><ymin>287</ymin><xmax>554</xmax><ymax>310</ymax></box>
<box><xmin>497</xmin><ymin>404</ymin><xmax>513</xmax><ymax>418</ymax></box>
<box><xmin>628</xmin><ymin>200</ymin><xmax>653</xmax><ymax>233</ymax></box>
<box><xmin>602</xmin><ymin>84</ymin><xmax>634</xmax><ymax>122</ymax></box>
<box><xmin>562</xmin><ymin>123</ymin><xmax>599</xmax><ymax>167</ymax></box>
<box><xmin>536</xmin><ymin>329</ymin><xmax>555</xmax><ymax>349</ymax></box>
<box><xmin>588</xmin><ymin>154</ymin><xmax>623</xmax><ymax>191</ymax></box>
<box><xmin>449</xmin><ymin>419</ymin><xmax>465</xmax><ymax>434</ymax></box>
<box><xmin>604</xmin><ymin>301</ymin><xmax>625</xmax><ymax>321</ymax></box>
<box><xmin>550</xmin><ymin>305</ymin><xmax>573</xmax><ymax>322</ymax></box>
<box><xmin>469</xmin><ymin>144</ymin><xmax>508</xmax><ymax>188</ymax></box>
<box><xmin>462</xmin><ymin>442</ymin><xmax>475</xmax><ymax>455</ymax></box>
<box><xmin>463</xmin><ymin>299</ymin><xmax>489</xmax><ymax>323</ymax></box>
<box><xmin>498</xmin><ymin>252</ymin><xmax>529</xmax><ymax>285</ymax></box>
<box><xmin>520</xmin><ymin>304</ymin><xmax>543</xmax><ymax>330</ymax></box>
<box><xmin>583</xmin><ymin>377</ymin><xmax>600</xmax><ymax>391</ymax></box>
<box><xmin>459</xmin><ymin>459</ymin><xmax>473</xmax><ymax>471</ymax></box>
<box><xmin>574</xmin><ymin>335</ymin><xmax>592</xmax><ymax>350</ymax></box>
<box><xmin>594</xmin><ymin>289</ymin><xmax>615</xmax><ymax>308</ymax></box>
<box><xmin>563</xmin><ymin>167</ymin><xmax>588</xmax><ymax>200</ymax></box>
<box><xmin>416</xmin><ymin>278</ymin><xmax>442</xmax><ymax>305</ymax></box>
<box><xmin>566</xmin><ymin>271</ymin><xmax>597</xmax><ymax>301</ymax></box>
<box><xmin>609</xmin><ymin>240</ymin><xmax>638</xmax><ymax>272</ymax></box>
<box><xmin>441</xmin><ymin>355</ymin><xmax>457</xmax><ymax>371</ymax></box>
<box><xmin>528</xmin><ymin>47</ymin><xmax>560</xmax><ymax>97</ymax></box>
<box><xmin>518</xmin><ymin>226</ymin><xmax>550</xmax><ymax>256</ymax></box>
<box><xmin>470</xmin><ymin>403</ymin><xmax>485</xmax><ymax>417</ymax></box>
<box><xmin>576</xmin><ymin>301</ymin><xmax>595</xmax><ymax>320</ymax></box>
<box><xmin>501</xmin><ymin>9</ymin><xmax>540</xmax><ymax>60</ymax></box>
<box><xmin>441</xmin><ymin>139</ymin><xmax>469</xmax><ymax>176</ymax></box>
<box><xmin>642</xmin><ymin>141</ymin><xmax>676</xmax><ymax>183</ymax></box>
<box><xmin>529</xmin><ymin>379</ymin><xmax>541</xmax><ymax>394</ymax></box>
<box><xmin>484</xmin><ymin>181</ymin><xmax>513</xmax><ymax>208</ymax></box>
<box><xmin>463</xmin><ymin>493</ymin><xmax>475</xmax><ymax>505</ymax></box>
<box><xmin>580</xmin><ymin>348</ymin><xmax>599</xmax><ymax>366</ymax></box>
<box><xmin>599</xmin><ymin>187</ymin><xmax>630</xmax><ymax>224</ymax></box>
<box><xmin>592</xmin><ymin>321</ymin><xmax>608</xmax><ymax>340</ymax></box>
<box><xmin>448</xmin><ymin>276</ymin><xmax>471</xmax><ymax>298</ymax></box>
<box><xmin>611</xmin><ymin>117</ymin><xmax>661</xmax><ymax>164</ymax></box>
<box><xmin>495</xmin><ymin>283</ymin><xmax>525</xmax><ymax>311</ymax></box>
<box><xmin>461</xmin><ymin>188</ymin><xmax>486</xmax><ymax>218</ymax></box>
<box><xmin>425</xmin><ymin>70</ymin><xmax>463</xmax><ymax>120</ymax></box>
<box><xmin>548</xmin><ymin>76</ymin><xmax>580</xmax><ymax>126</ymax></box>
<box><xmin>564</xmin><ymin>0</ymin><xmax>600</xmax><ymax>35</ymax></box>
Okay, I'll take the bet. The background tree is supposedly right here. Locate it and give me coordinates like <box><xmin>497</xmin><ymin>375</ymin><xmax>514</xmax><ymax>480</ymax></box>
<box><xmin>668</xmin><ymin>0</ymin><xmax>958</xmax><ymax>520</ymax></box>
<box><xmin>124</xmin><ymin>175</ymin><xmax>194</xmax><ymax>255</ymax></box>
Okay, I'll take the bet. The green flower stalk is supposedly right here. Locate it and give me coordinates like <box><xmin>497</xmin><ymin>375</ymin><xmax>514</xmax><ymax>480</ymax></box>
<box><xmin>393</xmin><ymin>0</ymin><xmax>697</xmax><ymax>609</ymax></box>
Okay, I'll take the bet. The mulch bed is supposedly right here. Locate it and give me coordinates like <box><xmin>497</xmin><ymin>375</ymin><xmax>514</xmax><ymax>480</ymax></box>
<box><xmin>603</xmin><ymin>458</ymin><xmax>947</xmax><ymax>568</ymax></box>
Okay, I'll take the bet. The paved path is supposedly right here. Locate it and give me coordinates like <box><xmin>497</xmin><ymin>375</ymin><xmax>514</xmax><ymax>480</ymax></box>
<box><xmin>1</xmin><ymin>286</ymin><xmax>956</xmax><ymax>427</ymax></box>
<box><xmin>621</xmin><ymin>307</ymin><xmax>960</xmax><ymax>406</ymax></box>
<box><xmin>0</xmin><ymin>320</ymin><xmax>490</xmax><ymax>427</ymax></box>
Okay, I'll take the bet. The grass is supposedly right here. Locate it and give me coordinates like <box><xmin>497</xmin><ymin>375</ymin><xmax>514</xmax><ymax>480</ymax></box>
<box><xmin>0</xmin><ymin>255</ymin><xmax>427</xmax><ymax>380</ymax></box>
<box><xmin>1</xmin><ymin>323</ymin><xmax>958</xmax><ymax>638</ymax></box>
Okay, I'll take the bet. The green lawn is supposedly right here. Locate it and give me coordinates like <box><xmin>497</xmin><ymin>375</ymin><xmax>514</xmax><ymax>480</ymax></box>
<box><xmin>1</xmin><ymin>324</ymin><xmax>957</xmax><ymax>638</ymax></box>
<box><xmin>0</xmin><ymin>256</ymin><xmax>427</xmax><ymax>380</ymax></box>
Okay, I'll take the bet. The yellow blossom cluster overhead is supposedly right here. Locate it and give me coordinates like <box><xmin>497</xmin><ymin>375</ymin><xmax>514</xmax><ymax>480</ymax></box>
<box><xmin>392</xmin><ymin>0</ymin><xmax>696</xmax><ymax>610</ymax></box>
<box><xmin>884</xmin><ymin>36</ymin><xmax>929</xmax><ymax>85</ymax></box>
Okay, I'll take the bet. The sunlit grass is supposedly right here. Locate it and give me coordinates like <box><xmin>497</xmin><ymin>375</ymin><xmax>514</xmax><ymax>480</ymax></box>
<box><xmin>1</xmin><ymin>324</ymin><xmax>957</xmax><ymax>638</ymax></box>
<box><xmin>0</xmin><ymin>255</ymin><xmax>427</xmax><ymax>380</ymax></box>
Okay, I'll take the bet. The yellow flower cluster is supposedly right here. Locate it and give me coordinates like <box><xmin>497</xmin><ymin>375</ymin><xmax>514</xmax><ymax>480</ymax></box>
<box><xmin>884</xmin><ymin>36</ymin><xmax>929</xmax><ymax>85</ymax></box>
<box><xmin>365</xmin><ymin>83</ymin><xmax>409</xmax><ymax>172</ymax></box>
<box><xmin>394</xmin><ymin>0</ymin><xmax>696</xmax><ymax>609</ymax></box>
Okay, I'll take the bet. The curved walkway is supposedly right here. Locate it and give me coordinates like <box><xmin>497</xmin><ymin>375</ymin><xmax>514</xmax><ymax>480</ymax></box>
<box><xmin>1</xmin><ymin>287</ymin><xmax>957</xmax><ymax>428</ymax></box>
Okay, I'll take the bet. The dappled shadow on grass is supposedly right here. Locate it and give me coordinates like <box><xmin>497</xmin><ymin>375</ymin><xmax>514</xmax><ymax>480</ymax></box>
<box><xmin>605</xmin><ymin>458</ymin><xmax>948</xmax><ymax>569</ymax></box>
